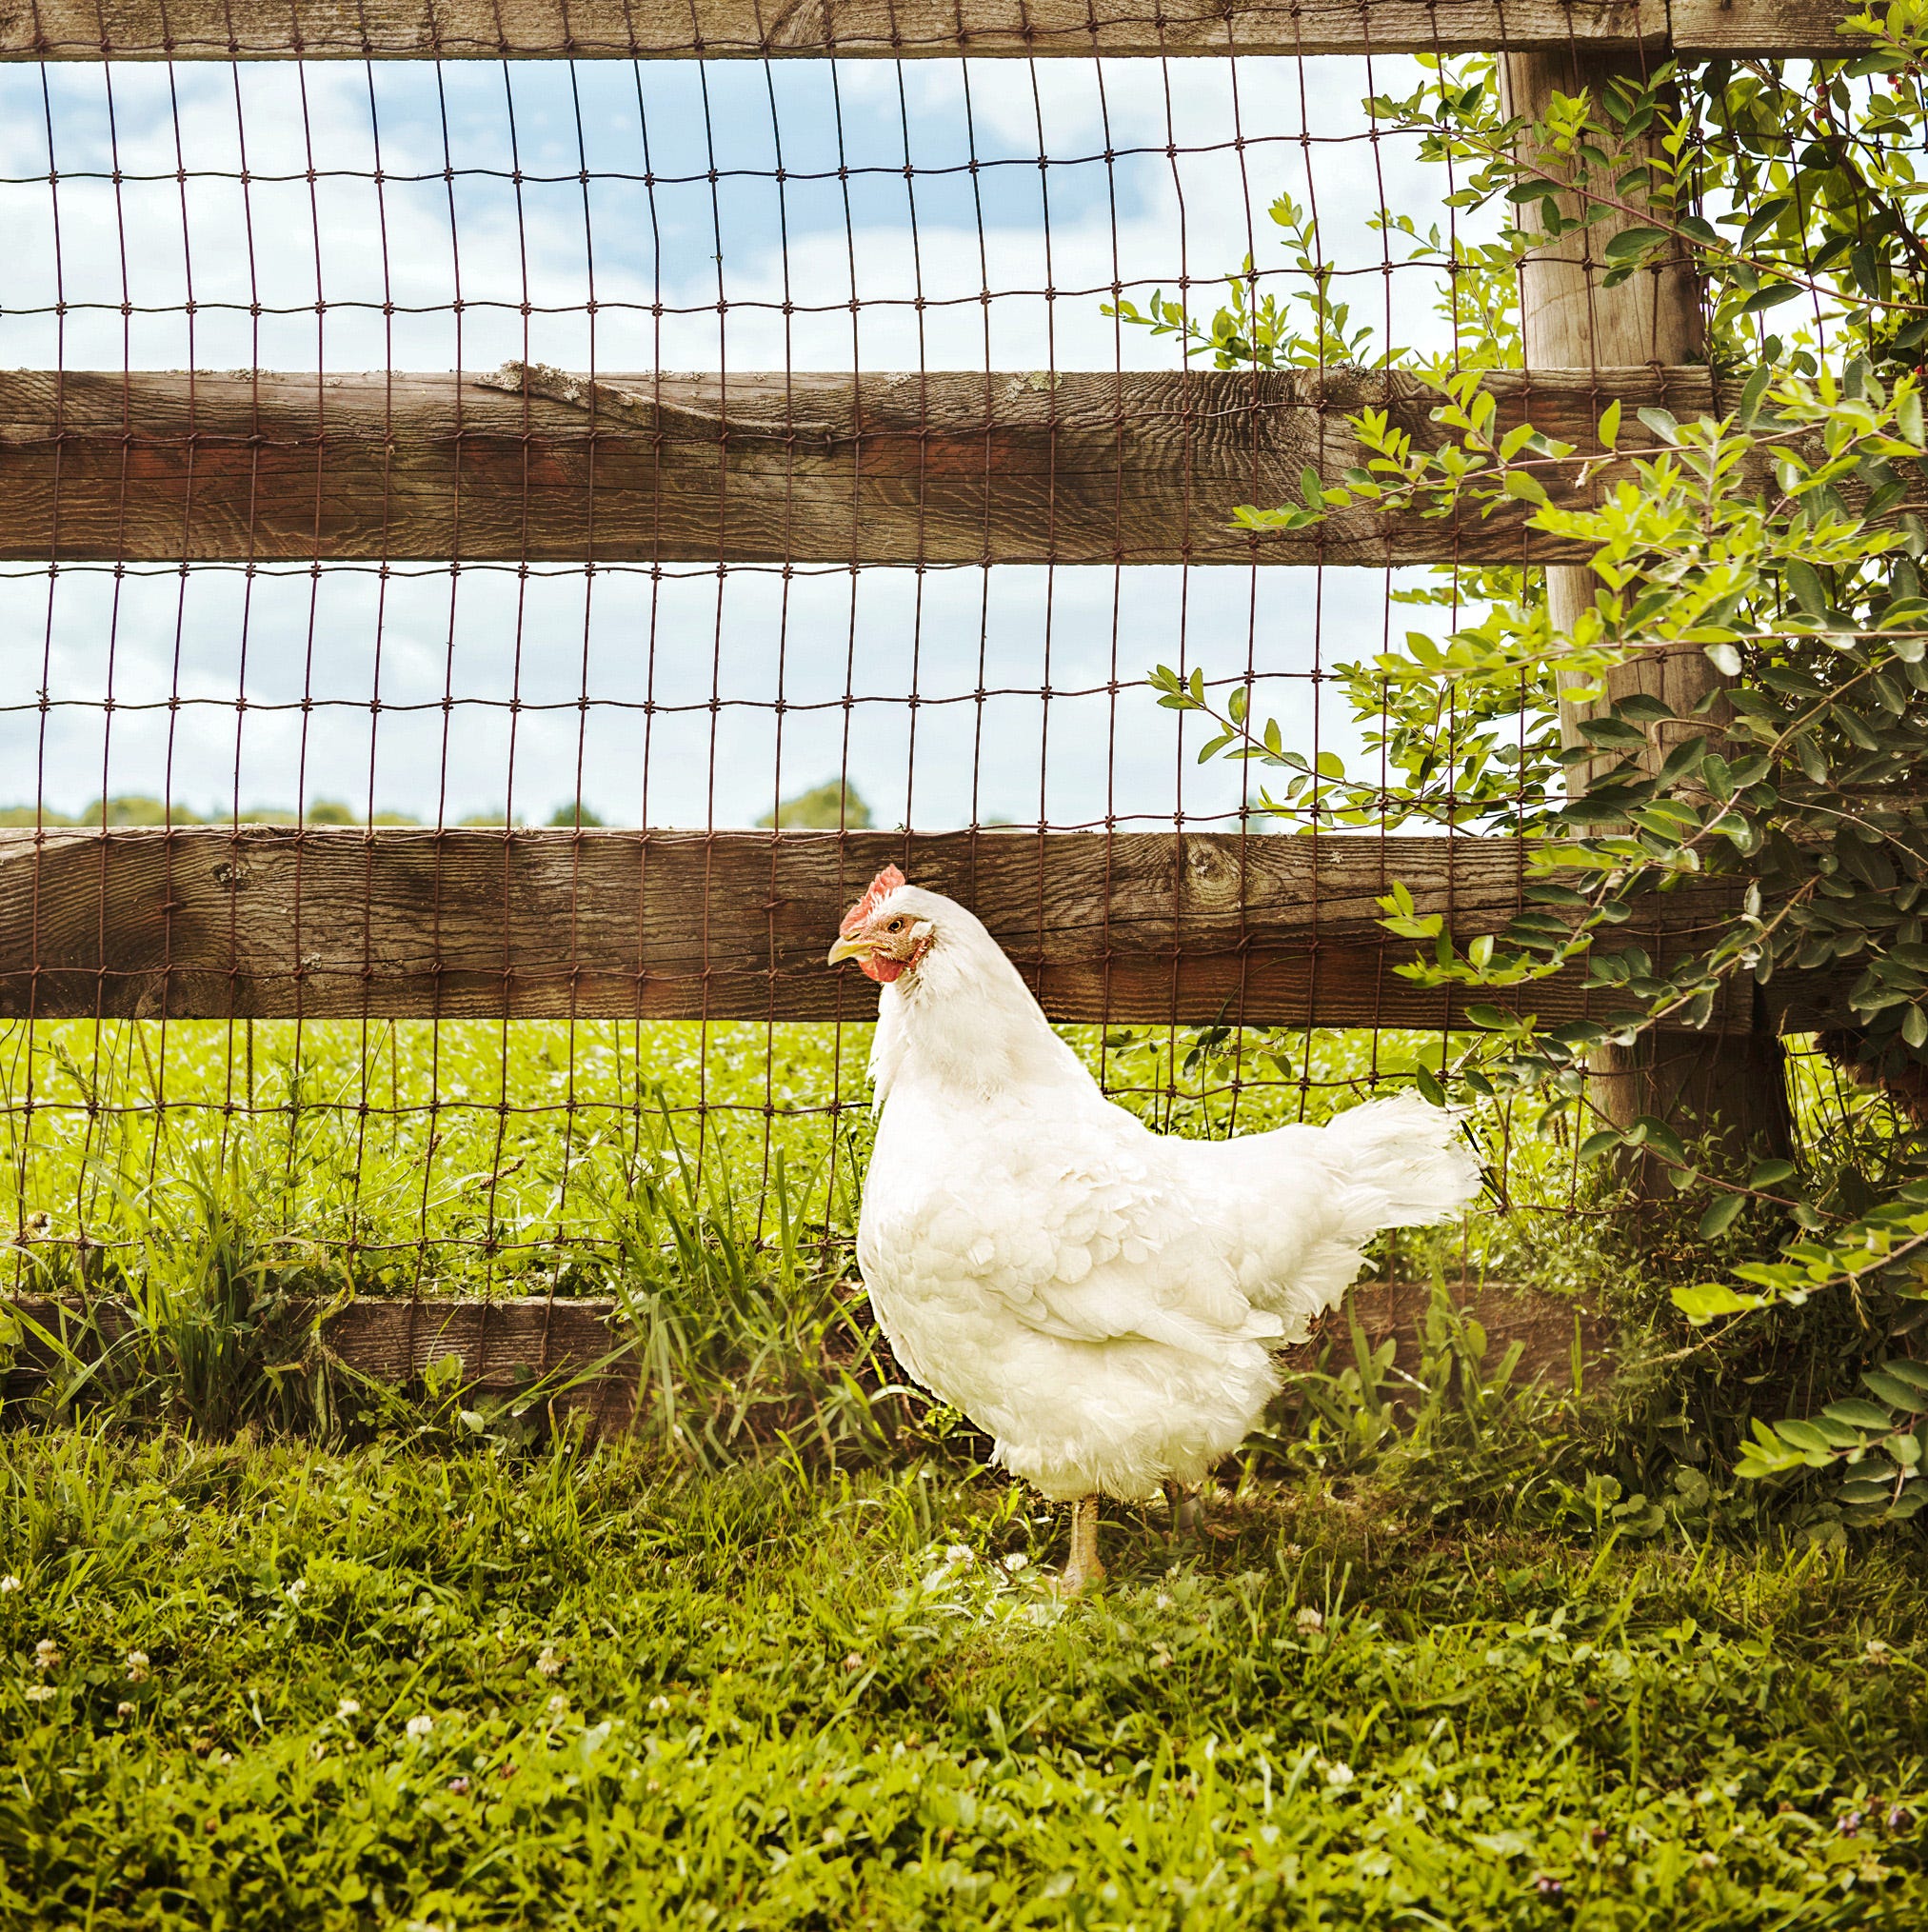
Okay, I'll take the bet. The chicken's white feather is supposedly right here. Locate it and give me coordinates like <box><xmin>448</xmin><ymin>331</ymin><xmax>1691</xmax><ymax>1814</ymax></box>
<box><xmin>846</xmin><ymin>882</ymin><xmax>1481</xmax><ymax>1502</ymax></box>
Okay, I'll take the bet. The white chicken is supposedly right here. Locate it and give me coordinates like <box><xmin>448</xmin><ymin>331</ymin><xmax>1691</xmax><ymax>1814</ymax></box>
<box><xmin>828</xmin><ymin>866</ymin><xmax>1481</xmax><ymax>1592</ymax></box>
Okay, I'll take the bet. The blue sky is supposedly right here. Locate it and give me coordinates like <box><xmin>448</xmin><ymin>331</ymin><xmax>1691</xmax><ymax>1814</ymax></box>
<box><xmin>0</xmin><ymin>55</ymin><xmax>1470</xmax><ymax>828</ymax></box>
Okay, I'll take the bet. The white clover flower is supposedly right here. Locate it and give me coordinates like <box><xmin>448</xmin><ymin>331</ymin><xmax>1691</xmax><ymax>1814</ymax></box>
<box><xmin>124</xmin><ymin>1650</ymin><xmax>150</xmax><ymax>1683</ymax></box>
<box><xmin>546</xmin><ymin>1693</ymin><xmax>569</xmax><ymax>1717</ymax></box>
<box><xmin>1295</xmin><ymin>1607</ymin><xmax>1324</xmax><ymax>1633</ymax></box>
<box><xmin>1003</xmin><ymin>1552</ymin><xmax>1029</xmax><ymax>1574</ymax></box>
<box><xmin>0</xmin><ymin>1576</ymin><xmax>20</xmax><ymax>1594</ymax></box>
<box><xmin>24</xmin><ymin>1683</ymin><xmax>54</xmax><ymax>1703</ymax></box>
<box><xmin>646</xmin><ymin>1695</ymin><xmax>672</xmax><ymax>1714</ymax></box>
<box><xmin>944</xmin><ymin>1545</ymin><xmax>973</xmax><ymax>1567</ymax></box>
<box><xmin>336</xmin><ymin>1698</ymin><xmax>361</xmax><ymax>1720</ymax></box>
<box><xmin>32</xmin><ymin>1639</ymin><xmax>60</xmax><ymax>1670</ymax></box>
<box><xmin>1323</xmin><ymin>1760</ymin><xmax>1356</xmax><ymax>1788</ymax></box>
<box><xmin>116</xmin><ymin>1701</ymin><xmax>135</xmax><ymax>1718</ymax></box>
<box><xmin>535</xmin><ymin>1645</ymin><xmax>563</xmax><ymax>1678</ymax></box>
<box><xmin>406</xmin><ymin>1714</ymin><xmax>434</xmax><ymax>1739</ymax></box>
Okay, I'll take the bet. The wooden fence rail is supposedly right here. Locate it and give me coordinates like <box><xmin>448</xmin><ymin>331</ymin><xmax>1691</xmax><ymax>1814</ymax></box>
<box><xmin>0</xmin><ymin>0</ymin><xmax>1858</xmax><ymax>61</ymax></box>
<box><xmin>0</xmin><ymin>826</ymin><xmax>1835</xmax><ymax>1031</ymax></box>
<box><xmin>3</xmin><ymin>1285</ymin><xmax>1617</xmax><ymax>1430</ymax></box>
<box><xmin>0</xmin><ymin>364</ymin><xmax>1788</xmax><ymax>569</ymax></box>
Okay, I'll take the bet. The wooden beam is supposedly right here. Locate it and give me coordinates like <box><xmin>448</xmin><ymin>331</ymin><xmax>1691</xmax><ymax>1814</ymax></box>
<box><xmin>2</xmin><ymin>364</ymin><xmax>1742</xmax><ymax>569</ymax></box>
<box><xmin>0</xmin><ymin>0</ymin><xmax>1858</xmax><ymax>62</ymax></box>
<box><xmin>1504</xmin><ymin>50</ymin><xmax>1794</xmax><ymax>1169</ymax></box>
<box><xmin>0</xmin><ymin>824</ymin><xmax>1836</xmax><ymax>1031</ymax></box>
<box><xmin>2</xmin><ymin>1284</ymin><xmax>1617</xmax><ymax>1432</ymax></box>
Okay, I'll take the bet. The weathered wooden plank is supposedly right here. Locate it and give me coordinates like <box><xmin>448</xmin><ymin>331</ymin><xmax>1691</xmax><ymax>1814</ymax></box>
<box><xmin>0</xmin><ymin>1293</ymin><xmax>641</xmax><ymax>1432</ymax></box>
<box><xmin>0</xmin><ymin>364</ymin><xmax>1736</xmax><ymax>569</ymax></box>
<box><xmin>0</xmin><ymin>0</ymin><xmax>1857</xmax><ymax>61</ymax></box>
<box><xmin>1506</xmin><ymin>49</ymin><xmax>1794</xmax><ymax>1169</ymax></box>
<box><xmin>1285</xmin><ymin>1279</ymin><xmax>1614</xmax><ymax>1393</ymax></box>
<box><xmin>0</xmin><ymin>824</ymin><xmax>1819</xmax><ymax>1032</ymax></box>
<box><xmin>324</xmin><ymin>1296</ymin><xmax>643</xmax><ymax>1432</ymax></box>
<box><xmin>2</xmin><ymin>1284</ymin><xmax>1616</xmax><ymax>1432</ymax></box>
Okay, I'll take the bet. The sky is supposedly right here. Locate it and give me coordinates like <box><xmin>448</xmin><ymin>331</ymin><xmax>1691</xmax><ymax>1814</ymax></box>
<box><xmin>0</xmin><ymin>53</ymin><xmax>1474</xmax><ymax>829</ymax></box>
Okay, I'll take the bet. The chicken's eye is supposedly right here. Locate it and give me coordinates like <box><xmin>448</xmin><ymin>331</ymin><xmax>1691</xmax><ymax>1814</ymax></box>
<box><xmin>886</xmin><ymin>918</ymin><xmax>904</xmax><ymax>931</ymax></box>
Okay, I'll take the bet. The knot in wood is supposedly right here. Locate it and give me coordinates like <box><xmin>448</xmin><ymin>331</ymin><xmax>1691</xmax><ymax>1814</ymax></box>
<box><xmin>1181</xmin><ymin>840</ymin><xmax>1239</xmax><ymax>905</ymax></box>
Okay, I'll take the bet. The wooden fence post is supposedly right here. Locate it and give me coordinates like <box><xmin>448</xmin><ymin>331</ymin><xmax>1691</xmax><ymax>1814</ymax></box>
<box><xmin>1501</xmin><ymin>50</ymin><xmax>1794</xmax><ymax>1174</ymax></box>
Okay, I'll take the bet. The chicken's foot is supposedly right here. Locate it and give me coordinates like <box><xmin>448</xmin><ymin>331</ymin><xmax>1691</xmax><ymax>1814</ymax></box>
<box><xmin>1058</xmin><ymin>1495</ymin><xmax>1105</xmax><ymax>1595</ymax></box>
<box><xmin>1162</xmin><ymin>1479</ymin><xmax>1203</xmax><ymax>1538</ymax></box>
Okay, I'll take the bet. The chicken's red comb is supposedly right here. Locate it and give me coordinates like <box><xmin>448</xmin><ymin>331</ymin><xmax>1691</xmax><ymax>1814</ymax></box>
<box><xmin>840</xmin><ymin>864</ymin><xmax>907</xmax><ymax>936</ymax></box>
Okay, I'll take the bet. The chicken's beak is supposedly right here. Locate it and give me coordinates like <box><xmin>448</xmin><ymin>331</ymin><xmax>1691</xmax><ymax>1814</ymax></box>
<box><xmin>826</xmin><ymin>932</ymin><xmax>872</xmax><ymax>966</ymax></box>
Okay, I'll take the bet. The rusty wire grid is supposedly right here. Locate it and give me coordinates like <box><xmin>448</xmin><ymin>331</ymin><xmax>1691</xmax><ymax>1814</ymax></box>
<box><xmin>0</xmin><ymin>25</ymin><xmax>1828</xmax><ymax>1304</ymax></box>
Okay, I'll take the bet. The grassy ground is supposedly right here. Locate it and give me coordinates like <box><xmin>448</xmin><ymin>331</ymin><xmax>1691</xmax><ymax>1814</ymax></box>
<box><xmin>3</xmin><ymin>1018</ymin><xmax>1921</xmax><ymax>1925</ymax></box>
<box><xmin>2</xmin><ymin>1428</ymin><xmax>1924</xmax><ymax>1929</ymax></box>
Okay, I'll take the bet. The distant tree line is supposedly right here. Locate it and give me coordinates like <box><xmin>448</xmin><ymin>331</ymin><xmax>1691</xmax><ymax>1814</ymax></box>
<box><xmin>0</xmin><ymin>782</ymin><xmax>875</xmax><ymax>830</ymax></box>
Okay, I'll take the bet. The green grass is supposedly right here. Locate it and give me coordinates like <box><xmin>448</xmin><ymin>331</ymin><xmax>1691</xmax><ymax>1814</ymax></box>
<box><xmin>3</xmin><ymin>1017</ymin><xmax>1922</xmax><ymax>1924</ymax></box>
<box><xmin>0</xmin><ymin>1017</ymin><xmax>1604</xmax><ymax>1306</ymax></box>
<box><xmin>2</xmin><ymin>1429</ymin><xmax>1924</xmax><ymax>1929</ymax></box>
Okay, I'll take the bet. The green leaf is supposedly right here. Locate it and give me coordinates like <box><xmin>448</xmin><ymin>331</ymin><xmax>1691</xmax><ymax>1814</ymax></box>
<box><xmin>1773</xmin><ymin>1418</ymin><xmax>1835</xmax><ymax>1456</ymax></box>
<box><xmin>1784</xmin><ymin>560</ymin><xmax>1828</xmax><ymax>616</ymax></box>
<box><xmin>1877</xmin><ymin>1359</ymin><xmax>1928</xmax><ymax>1395</ymax></box>
<box><xmin>1614</xmin><ymin>695</ymin><xmax>1675</xmax><ymax>726</ymax></box>
<box><xmin>1839</xmin><ymin>1478</ymin><xmax>1893</xmax><ymax>1506</ymax></box>
<box><xmin>1602</xmin><ymin>226</ymin><xmax>1668</xmax><ymax>264</ymax></box>
<box><xmin>1672</xmin><ymin>1281</ymin><xmax>1764</xmax><ymax>1324</ymax></box>
<box><xmin>1579</xmin><ymin>717</ymin><xmax>1648</xmax><ymax>748</ymax></box>
<box><xmin>1749</xmin><ymin>1160</ymin><xmax>1798</xmax><ymax>1188</ymax></box>
<box><xmin>1698</xmin><ymin>1193</ymin><xmax>1745</xmax><ymax>1240</ymax></box>
<box><xmin>1739</xmin><ymin>281</ymin><xmax>1800</xmax><ymax>315</ymax></box>
<box><xmin>1862</xmin><ymin>1367</ymin><xmax>1928</xmax><ymax>1412</ymax></box>
<box><xmin>1822</xmin><ymin>1399</ymin><xmax>1895</xmax><ymax>1431</ymax></box>
<box><xmin>1739</xmin><ymin>196</ymin><xmax>1790</xmax><ymax>249</ymax></box>
<box><xmin>1597</xmin><ymin>398</ymin><xmax>1621</xmax><ymax>450</ymax></box>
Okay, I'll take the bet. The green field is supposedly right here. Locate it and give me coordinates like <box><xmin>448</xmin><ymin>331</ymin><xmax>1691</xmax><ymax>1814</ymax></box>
<box><xmin>0</xmin><ymin>1017</ymin><xmax>1598</xmax><ymax>1305</ymax></box>
<box><xmin>1</xmin><ymin>1019</ymin><xmax>1923</xmax><ymax>1926</ymax></box>
<box><xmin>3</xmin><ymin>1432</ymin><xmax>1924</xmax><ymax>1928</ymax></box>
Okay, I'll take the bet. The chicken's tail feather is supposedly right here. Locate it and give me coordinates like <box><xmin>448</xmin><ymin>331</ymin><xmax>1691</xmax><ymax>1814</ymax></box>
<box><xmin>1317</xmin><ymin>1090</ymin><xmax>1484</xmax><ymax>1231</ymax></box>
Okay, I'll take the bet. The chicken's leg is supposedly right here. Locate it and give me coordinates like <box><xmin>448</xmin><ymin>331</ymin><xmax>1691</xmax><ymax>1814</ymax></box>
<box><xmin>1059</xmin><ymin>1495</ymin><xmax>1105</xmax><ymax>1595</ymax></box>
<box><xmin>1162</xmin><ymin>1478</ymin><xmax>1203</xmax><ymax>1537</ymax></box>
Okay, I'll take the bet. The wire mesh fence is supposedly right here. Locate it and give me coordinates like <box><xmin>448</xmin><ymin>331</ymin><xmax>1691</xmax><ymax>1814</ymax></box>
<box><xmin>0</xmin><ymin>9</ymin><xmax>1864</xmax><ymax>1310</ymax></box>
